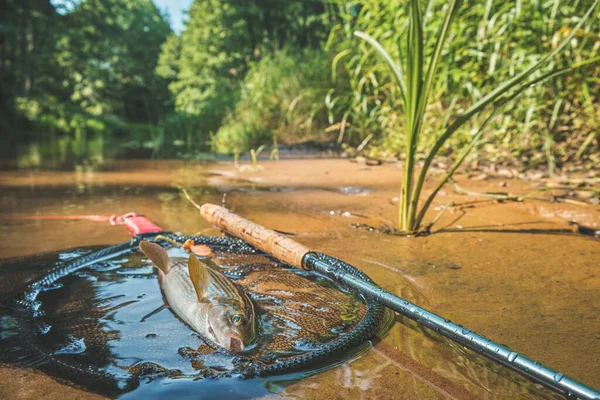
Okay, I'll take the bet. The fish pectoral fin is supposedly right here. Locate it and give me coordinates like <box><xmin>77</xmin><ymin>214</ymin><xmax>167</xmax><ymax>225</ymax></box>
<box><xmin>188</xmin><ymin>252</ymin><xmax>210</xmax><ymax>302</ymax></box>
<box><xmin>139</xmin><ymin>241</ymin><xmax>170</xmax><ymax>274</ymax></box>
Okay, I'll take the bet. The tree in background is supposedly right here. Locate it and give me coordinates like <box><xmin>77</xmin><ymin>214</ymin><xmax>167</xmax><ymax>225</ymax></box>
<box><xmin>0</xmin><ymin>0</ymin><xmax>62</xmax><ymax>135</ymax></box>
<box><xmin>1</xmin><ymin>0</ymin><xmax>171</xmax><ymax>151</ymax></box>
<box><xmin>156</xmin><ymin>0</ymin><xmax>332</xmax><ymax>153</ymax></box>
<box><xmin>3</xmin><ymin>0</ymin><xmax>598</xmax><ymax>169</ymax></box>
<box><xmin>57</xmin><ymin>0</ymin><xmax>171</xmax><ymax>123</ymax></box>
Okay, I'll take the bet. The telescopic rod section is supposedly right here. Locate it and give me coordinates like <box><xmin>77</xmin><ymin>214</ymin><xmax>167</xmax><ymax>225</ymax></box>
<box><xmin>200</xmin><ymin>203</ymin><xmax>600</xmax><ymax>400</ymax></box>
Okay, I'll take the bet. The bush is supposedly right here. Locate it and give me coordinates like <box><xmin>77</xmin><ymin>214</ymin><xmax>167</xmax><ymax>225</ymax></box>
<box><xmin>212</xmin><ymin>48</ymin><xmax>334</xmax><ymax>154</ymax></box>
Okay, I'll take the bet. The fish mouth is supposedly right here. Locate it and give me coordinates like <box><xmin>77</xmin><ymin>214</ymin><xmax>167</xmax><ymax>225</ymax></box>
<box><xmin>208</xmin><ymin>325</ymin><xmax>244</xmax><ymax>353</ymax></box>
<box><xmin>229</xmin><ymin>337</ymin><xmax>243</xmax><ymax>353</ymax></box>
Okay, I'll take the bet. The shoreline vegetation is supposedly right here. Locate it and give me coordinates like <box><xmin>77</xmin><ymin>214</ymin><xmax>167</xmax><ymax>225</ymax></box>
<box><xmin>1</xmin><ymin>0</ymin><xmax>599</xmax><ymax>174</ymax></box>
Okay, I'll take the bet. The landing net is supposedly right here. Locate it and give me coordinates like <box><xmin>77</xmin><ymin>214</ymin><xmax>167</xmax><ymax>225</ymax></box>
<box><xmin>0</xmin><ymin>234</ymin><xmax>390</xmax><ymax>396</ymax></box>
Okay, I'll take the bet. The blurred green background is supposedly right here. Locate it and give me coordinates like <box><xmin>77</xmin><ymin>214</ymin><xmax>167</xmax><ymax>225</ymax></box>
<box><xmin>1</xmin><ymin>0</ymin><xmax>598</xmax><ymax>169</ymax></box>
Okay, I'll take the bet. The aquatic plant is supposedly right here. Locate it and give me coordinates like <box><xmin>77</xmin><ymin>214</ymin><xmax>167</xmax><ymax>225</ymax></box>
<box><xmin>250</xmin><ymin>145</ymin><xmax>265</xmax><ymax>168</ymax></box>
<box><xmin>354</xmin><ymin>0</ymin><xmax>600</xmax><ymax>234</ymax></box>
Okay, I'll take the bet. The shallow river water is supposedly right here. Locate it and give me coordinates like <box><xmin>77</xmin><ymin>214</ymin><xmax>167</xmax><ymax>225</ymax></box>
<box><xmin>0</xmin><ymin>159</ymin><xmax>598</xmax><ymax>399</ymax></box>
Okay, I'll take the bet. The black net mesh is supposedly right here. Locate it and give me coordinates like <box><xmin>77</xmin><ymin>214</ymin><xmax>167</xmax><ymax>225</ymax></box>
<box><xmin>0</xmin><ymin>234</ymin><xmax>390</xmax><ymax>396</ymax></box>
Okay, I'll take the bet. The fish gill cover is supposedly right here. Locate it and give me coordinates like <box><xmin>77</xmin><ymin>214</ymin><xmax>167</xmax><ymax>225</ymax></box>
<box><xmin>0</xmin><ymin>237</ymin><xmax>390</xmax><ymax>398</ymax></box>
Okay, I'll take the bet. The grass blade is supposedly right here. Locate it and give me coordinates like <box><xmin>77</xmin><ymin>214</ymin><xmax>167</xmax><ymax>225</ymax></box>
<box><xmin>407</xmin><ymin>0</ymin><xmax>462</xmax><ymax>225</ymax></box>
<box><xmin>410</xmin><ymin>0</ymin><xmax>600</xmax><ymax>231</ymax></box>
<box><xmin>354</xmin><ymin>31</ymin><xmax>407</xmax><ymax>105</ymax></box>
<box><xmin>413</xmin><ymin>57</ymin><xmax>596</xmax><ymax>230</ymax></box>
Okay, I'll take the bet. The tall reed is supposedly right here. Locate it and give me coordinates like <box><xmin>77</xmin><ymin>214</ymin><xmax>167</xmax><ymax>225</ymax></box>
<box><xmin>354</xmin><ymin>0</ymin><xmax>600</xmax><ymax>234</ymax></box>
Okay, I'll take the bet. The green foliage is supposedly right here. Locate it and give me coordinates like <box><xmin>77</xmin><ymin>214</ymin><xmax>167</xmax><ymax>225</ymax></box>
<box><xmin>0</xmin><ymin>0</ymin><xmax>62</xmax><ymax>136</ymax></box>
<box><xmin>250</xmin><ymin>145</ymin><xmax>265</xmax><ymax>167</ymax></box>
<box><xmin>2</xmin><ymin>0</ymin><xmax>599</xmax><ymax>177</ymax></box>
<box><xmin>162</xmin><ymin>0</ymin><xmax>241</xmax><ymax>121</ymax></box>
<box><xmin>12</xmin><ymin>95</ymin><xmax>158</xmax><ymax>167</ymax></box>
<box><xmin>213</xmin><ymin>49</ymin><xmax>333</xmax><ymax>153</ymax></box>
<box><xmin>16</xmin><ymin>97</ymin><xmax>105</xmax><ymax>136</ymax></box>
<box><xmin>329</xmin><ymin>0</ymin><xmax>600</xmax><ymax>164</ymax></box>
<box><xmin>156</xmin><ymin>0</ymin><xmax>331</xmax><ymax>154</ymax></box>
<box><xmin>1</xmin><ymin>0</ymin><xmax>170</xmax><ymax>164</ymax></box>
<box><xmin>350</xmin><ymin>0</ymin><xmax>600</xmax><ymax>233</ymax></box>
<box><xmin>152</xmin><ymin>112</ymin><xmax>212</xmax><ymax>155</ymax></box>
<box><xmin>156</xmin><ymin>34</ymin><xmax>181</xmax><ymax>82</ymax></box>
<box><xmin>56</xmin><ymin>0</ymin><xmax>171</xmax><ymax>123</ymax></box>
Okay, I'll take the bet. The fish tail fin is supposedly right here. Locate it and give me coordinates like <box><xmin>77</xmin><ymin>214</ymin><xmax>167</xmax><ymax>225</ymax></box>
<box><xmin>139</xmin><ymin>241</ymin><xmax>170</xmax><ymax>274</ymax></box>
<box><xmin>188</xmin><ymin>252</ymin><xmax>210</xmax><ymax>302</ymax></box>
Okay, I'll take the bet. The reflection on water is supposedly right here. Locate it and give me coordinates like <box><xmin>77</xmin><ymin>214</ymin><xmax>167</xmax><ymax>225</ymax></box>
<box><xmin>15</xmin><ymin>133</ymin><xmax>107</xmax><ymax>170</ymax></box>
<box><xmin>10</xmin><ymin>134</ymin><xmax>226</xmax><ymax>171</ymax></box>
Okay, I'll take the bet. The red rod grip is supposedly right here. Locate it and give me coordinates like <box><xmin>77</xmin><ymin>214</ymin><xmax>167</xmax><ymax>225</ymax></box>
<box><xmin>121</xmin><ymin>215</ymin><xmax>163</xmax><ymax>235</ymax></box>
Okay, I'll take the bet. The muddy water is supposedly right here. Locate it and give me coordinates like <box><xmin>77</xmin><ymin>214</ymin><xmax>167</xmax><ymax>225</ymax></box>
<box><xmin>0</xmin><ymin>159</ymin><xmax>599</xmax><ymax>399</ymax></box>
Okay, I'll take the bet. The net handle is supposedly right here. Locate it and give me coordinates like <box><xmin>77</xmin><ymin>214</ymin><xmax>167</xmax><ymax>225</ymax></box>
<box><xmin>200</xmin><ymin>203</ymin><xmax>311</xmax><ymax>270</ymax></box>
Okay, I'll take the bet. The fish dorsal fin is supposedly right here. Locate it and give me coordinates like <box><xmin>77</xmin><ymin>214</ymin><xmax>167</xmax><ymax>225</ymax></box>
<box><xmin>139</xmin><ymin>241</ymin><xmax>170</xmax><ymax>274</ymax></box>
<box><xmin>188</xmin><ymin>252</ymin><xmax>210</xmax><ymax>302</ymax></box>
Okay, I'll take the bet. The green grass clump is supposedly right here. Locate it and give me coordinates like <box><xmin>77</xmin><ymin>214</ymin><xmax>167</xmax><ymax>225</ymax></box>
<box><xmin>328</xmin><ymin>0</ymin><xmax>600</xmax><ymax>166</ymax></box>
<box><xmin>350</xmin><ymin>0</ymin><xmax>599</xmax><ymax>234</ymax></box>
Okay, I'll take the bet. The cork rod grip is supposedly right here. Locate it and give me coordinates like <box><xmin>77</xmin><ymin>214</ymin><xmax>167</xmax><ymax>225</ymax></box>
<box><xmin>200</xmin><ymin>203</ymin><xmax>312</xmax><ymax>270</ymax></box>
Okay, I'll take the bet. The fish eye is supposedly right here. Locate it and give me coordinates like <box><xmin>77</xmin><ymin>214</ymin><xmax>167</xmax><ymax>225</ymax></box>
<box><xmin>231</xmin><ymin>314</ymin><xmax>245</xmax><ymax>325</ymax></box>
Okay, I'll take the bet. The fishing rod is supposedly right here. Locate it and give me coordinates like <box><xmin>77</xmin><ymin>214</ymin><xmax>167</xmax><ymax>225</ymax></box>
<box><xmin>200</xmin><ymin>203</ymin><xmax>600</xmax><ymax>400</ymax></box>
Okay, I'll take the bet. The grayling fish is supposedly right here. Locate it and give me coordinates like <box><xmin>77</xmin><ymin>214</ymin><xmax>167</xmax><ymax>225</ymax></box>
<box><xmin>139</xmin><ymin>241</ymin><xmax>256</xmax><ymax>353</ymax></box>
